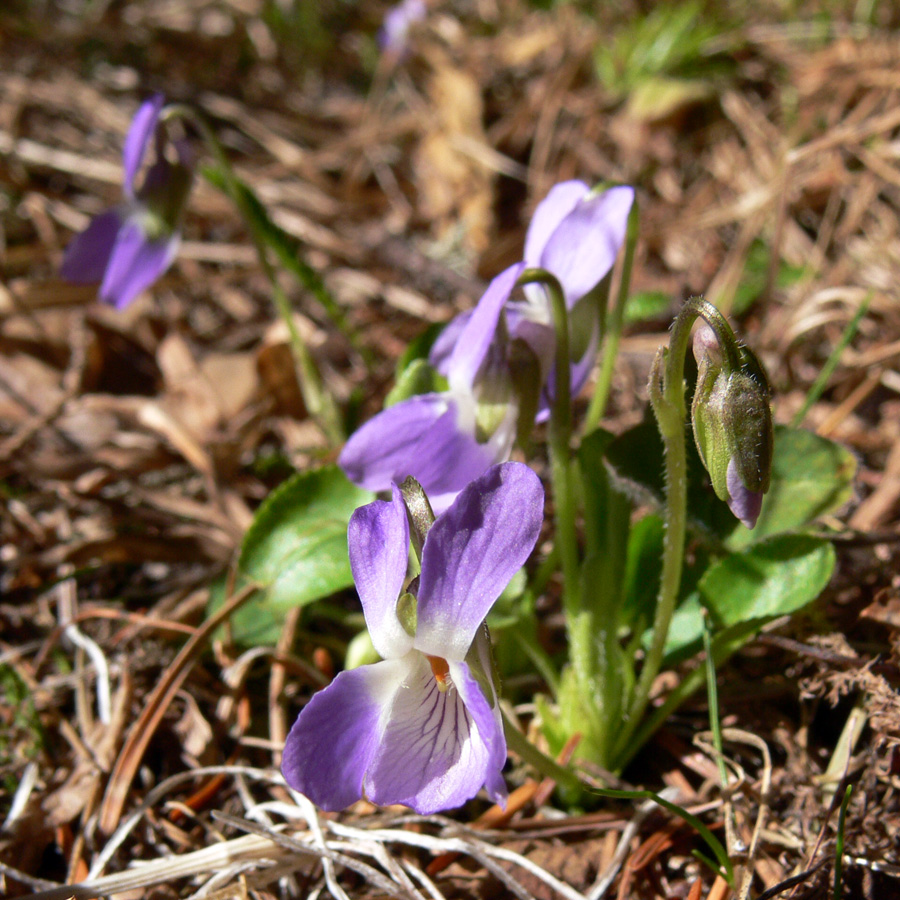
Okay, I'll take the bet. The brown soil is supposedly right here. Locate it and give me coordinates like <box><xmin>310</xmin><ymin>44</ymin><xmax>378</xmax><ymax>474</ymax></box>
<box><xmin>1</xmin><ymin>2</ymin><xmax>898</xmax><ymax>898</ymax></box>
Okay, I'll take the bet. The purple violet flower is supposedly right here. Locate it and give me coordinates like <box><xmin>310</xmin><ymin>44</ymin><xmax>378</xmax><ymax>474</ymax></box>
<box><xmin>282</xmin><ymin>462</ymin><xmax>544</xmax><ymax>814</ymax></box>
<box><xmin>61</xmin><ymin>94</ymin><xmax>194</xmax><ymax>309</ymax></box>
<box><xmin>433</xmin><ymin>181</ymin><xmax>635</xmax><ymax>416</ymax></box>
<box><xmin>339</xmin><ymin>181</ymin><xmax>633</xmax><ymax>510</ymax></box>
<box><xmin>520</xmin><ymin>180</ymin><xmax>635</xmax><ymax>407</ymax></box>
<box><xmin>339</xmin><ymin>263</ymin><xmax>525</xmax><ymax>512</ymax></box>
<box><xmin>378</xmin><ymin>0</ymin><xmax>426</xmax><ymax>59</ymax></box>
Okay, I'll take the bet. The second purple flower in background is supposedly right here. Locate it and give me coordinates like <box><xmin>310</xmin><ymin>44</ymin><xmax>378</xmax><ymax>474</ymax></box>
<box><xmin>339</xmin><ymin>180</ymin><xmax>634</xmax><ymax>510</ymax></box>
<box><xmin>61</xmin><ymin>94</ymin><xmax>195</xmax><ymax>309</ymax></box>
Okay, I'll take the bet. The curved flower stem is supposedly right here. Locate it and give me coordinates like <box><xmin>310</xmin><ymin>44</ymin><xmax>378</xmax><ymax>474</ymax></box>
<box><xmin>584</xmin><ymin>198</ymin><xmax>640</xmax><ymax>434</ymax></box>
<box><xmin>611</xmin><ymin>297</ymin><xmax>738</xmax><ymax>768</ymax></box>
<box><xmin>165</xmin><ymin>104</ymin><xmax>343</xmax><ymax>445</ymax></box>
<box><xmin>517</xmin><ymin>269</ymin><xmax>578</xmax><ymax>612</ymax></box>
<box><xmin>517</xmin><ymin>268</ymin><xmax>611</xmax><ymax>762</ymax></box>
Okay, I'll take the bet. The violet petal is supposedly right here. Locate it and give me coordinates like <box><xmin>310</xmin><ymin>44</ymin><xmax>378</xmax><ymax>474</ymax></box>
<box><xmin>726</xmin><ymin>456</ymin><xmax>764</xmax><ymax>529</ymax></box>
<box><xmin>282</xmin><ymin>659</ymin><xmax>405</xmax><ymax>811</ymax></box>
<box><xmin>540</xmin><ymin>185</ymin><xmax>635</xmax><ymax>307</ymax></box>
<box><xmin>523</xmin><ymin>180</ymin><xmax>590</xmax><ymax>268</ymax></box>
<box><xmin>446</xmin><ymin>263</ymin><xmax>524</xmax><ymax>391</ymax></box>
<box><xmin>429</xmin><ymin>309</ymin><xmax>473</xmax><ymax>378</ymax></box>
<box><xmin>365</xmin><ymin>654</ymin><xmax>501</xmax><ymax>814</ymax></box>
<box><xmin>348</xmin><ymin>486</ymin><xmax>414</xmax><ymax>660</ymax></box>
<box><xmin>122</xmin><ymin>94</ymin><xmax>165</xmax><ymax>199</ymax></box>
<box><xmin>99</xmin><ymin>218</ymin><xmax>179</xmax><ymax>309</ymax></box>
<box><xmin>60</xmin><ymin>209</ymin><xmax>123</xmax><ymax>283</ymax></box>
<box><xmin>338</xmin><ymin>394</ymin><xmax>497</xmax><ymax>512</ymax></box>
<box><xmin>415</xmin><ymin>462</ymin><xmax>543</xmax><ymax>660</ymax></box>
<box><xmin>452</xmin><ymin>658</ymin><xmax>507</xmax><ymax>807</ymax></box>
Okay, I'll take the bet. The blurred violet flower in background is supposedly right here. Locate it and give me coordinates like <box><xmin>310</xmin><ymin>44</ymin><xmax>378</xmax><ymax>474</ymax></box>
<box><xmin>378</xmin><ymin>0</ymin><xmax>426</xmax><ymax>60</ymax></box>
<box><xmin>61</xmin><ymin>94</ymin><xmax>194</xmax><ymax>309</ymax></box>
<box><xmin>282</xmin><ymin>462</ymin><xmax>544</xmax><ymax>814</ymax></box>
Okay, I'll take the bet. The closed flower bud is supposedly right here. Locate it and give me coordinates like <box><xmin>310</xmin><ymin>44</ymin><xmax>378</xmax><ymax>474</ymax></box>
<box><xmin>691</xmin><ymin>325</ymin><xmax>773</xmax><ymax>529</ymax></box>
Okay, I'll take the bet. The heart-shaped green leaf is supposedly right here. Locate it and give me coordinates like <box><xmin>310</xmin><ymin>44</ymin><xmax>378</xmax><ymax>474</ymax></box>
<box><xmin>701</xmin><ymin>533</ymin><xmax>835</xmax><ymax>627</ymax></box>
<box><xmin>219</xmin><ymin>465</ymin><xmax>374</xmax><ymax>644</ymax></box>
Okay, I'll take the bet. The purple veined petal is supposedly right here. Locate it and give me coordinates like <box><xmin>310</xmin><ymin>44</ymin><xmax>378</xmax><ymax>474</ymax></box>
<box><xmin>338</xmin><ymin>393</ymin><xmax>498</xmax><ymax>511</ymax></box>
<box><xmin>540</xmin><ymin>185</ymin><xmax>635</xmax><ymax>308</ymax></box>
<box><xmin>429</xmin><ymin>309</ymin><xmax>473</xmax><ymax>378</ymax></box>
<box><xmin>60</xmin><ymin>209</ymin><xmax>124</xmax><ymax>284</ymax></box>
<box><xmin>726</xmin><ymin>456</ymin><xmax>764</xmax><ymax>529</ymax></box>
<box><xmin>98</xmin><ymin>218</ymin><xmax>179</xmax><ymax>309</ymax></box>
<box><xmin>523</xmin><ymin>180</ymin><xmax>590</xmax><ymax>268</ymax></box>
<box><xmin>348</xmin><ymin>486</ymin><xmax>414</xmax><ymax>660</ymax></box>
<box><xmin>446</xmin><ymin>263</ymin><xmax>525</xmax><ymax>392</ymax></box>
<box><xmin>282</xmin><ymin>658</ymin><xmax>408</xmax><ymax>811</ymax></box>
<box><xmin>365</xmin><ymin>654</ymin><xmax>504</xmax><ymax>814</ymax></box>
<box><xmin>122</xmin><ymin>94</ymin><xmax>166</xmax><ymax>199</ymax></box>
<box><xmin>415</xmin><ymin>462</ymin><xmax>544</xmax><ymax>661</ymax></box>
<box><xmin>452</xmin><ymin>657</ymin><xmax>507</xmax><ymax>807</ymax></box>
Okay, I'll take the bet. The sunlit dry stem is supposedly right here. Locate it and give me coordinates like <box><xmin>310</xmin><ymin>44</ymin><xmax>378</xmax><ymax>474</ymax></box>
<box><xmin>162</xmin><ymin>103</ymin><xmax>343</xmax><ymax>445</ymax></box>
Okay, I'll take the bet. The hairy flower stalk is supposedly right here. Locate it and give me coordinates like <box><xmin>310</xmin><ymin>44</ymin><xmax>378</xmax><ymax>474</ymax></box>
<box><xmin>282</xmin><ymin>462</ymin><xmax>543</xmax><ymax>814</ymax></box>
<box><xmin>612</xmin><ymin>298</ymin><xmax>773</xmax><ymax>769</ymax></box>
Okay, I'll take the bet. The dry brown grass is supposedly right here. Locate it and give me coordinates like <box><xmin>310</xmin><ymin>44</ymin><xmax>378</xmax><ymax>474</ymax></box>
<box><xmin>1</xmin><ymin>1</ymin><xmax>899</xmax><ymax>897</ymax></box>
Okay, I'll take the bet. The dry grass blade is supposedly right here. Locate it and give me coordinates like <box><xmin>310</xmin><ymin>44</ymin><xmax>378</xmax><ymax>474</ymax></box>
<box><xmin>97</xmin><ymin>582</ymin><xmax>259</xmax><ymax>834</ymax></box>
<box><xmin>3</xmin><ymin>3</ymin><xmax>900</xmax><ymax>898</ymax></box>
<box><xmin>22</xmin><ymin>832</ymin><xmax>298</xmax><ymax>900</ymax></box>
<box><xmin>214</xmin><ymin>812</ymin><xmax>426</xmax><ymax>900</ymax></box>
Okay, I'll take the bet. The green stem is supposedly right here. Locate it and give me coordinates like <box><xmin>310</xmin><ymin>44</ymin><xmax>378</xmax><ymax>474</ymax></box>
<box><xmin>620</xmin><ymin>619</ymin><xmax>758</xmax><ymax>765</ymax></box>
<box><xmin>166</xmin><ymin>104</ymin><xmax>343</xmax><ymax>444</ymax></box>
<box><xmin>833</xmin><ymin>784</ymin><xmax>853</xmax><ymax>900</ymax></box>
<box><xmin>612</xmin><ymin>297</ymin><xmax>737</xmax><ymax>767</ymax></box>
<box><xmin>502</xmin><ymin>710</ymin><xmax>583</xmax><ymax>794</ymax></box>
<box><xmin>517</xmin><ymin>269</ymin><xmax>579</xmax><ymax>613</ymax></box>
<box><xmin>703</xmin><ymin>611</ymin><xmax>729</xmax><ymax>789</ymax></box>
<box><xmin>584</xmin><ymin>198</ymin><xmax>639</xmax><ymax>433</ymax></box>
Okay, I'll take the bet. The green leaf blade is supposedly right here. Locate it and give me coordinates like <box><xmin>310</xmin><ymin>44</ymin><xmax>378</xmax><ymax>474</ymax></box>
<box><xmin>226</xmin><ymin>465</ymin><xmax>374</xmax><ymax>644</ymax></box>
<box><xmin>701</xmin><ymin>533</ymin><xmax>836</xmax><ymax>628</ymax></box>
